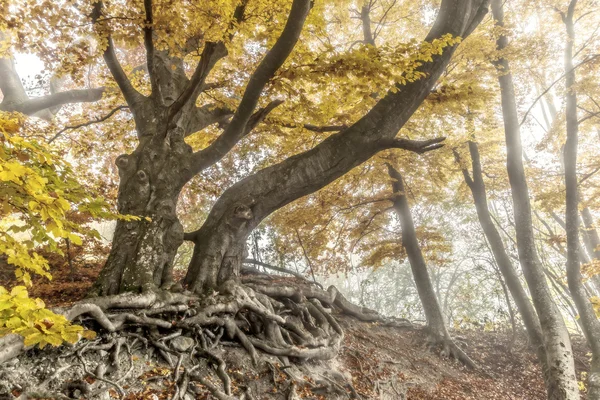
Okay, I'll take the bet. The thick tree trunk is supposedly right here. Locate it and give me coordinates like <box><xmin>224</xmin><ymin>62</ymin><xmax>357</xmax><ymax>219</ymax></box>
<box><xmin>91</xmin><ymin>124</ymin><xmax>192</xmax><ymax>295</ymax></box>
<box><xmin>491</xmin><ymin>0</ymin><xmax>579</xmax><ymax>397</ymax></box>
<box><xmin>183</xmin><ymin>0</ymin><xmax>490</xmax><ymax>294</ymax></box>
<box><xmin>562</xmin><ymin>3</ymin><xmax>600</xmax><ymax>397</ymax></box>
<box><xmin>387</xmin><ymin>165</ymin><xmax>448</xmax><ymax>338</ymax></box>
<box><xmin>458</xmin><ymin>141</ymin><xmax>548</xmax><ymax>375</ymax></box>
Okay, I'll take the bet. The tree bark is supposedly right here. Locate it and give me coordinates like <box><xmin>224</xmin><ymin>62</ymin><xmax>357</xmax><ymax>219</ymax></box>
<box><xmin>183</xmin><ymin>0</ymin><xmax>491</xmax><ymax>294</ymax></box>
<box><xmin>457</xmin><ymin>141</ymin><xmax>548</xmax><ymax>375</ymax></box>
<box><xmin>581</xmin><ymin>207</ymin><xmax>600</xmax><ymax>260</ymax></box>
<box><xmin>491</xmin><ymin>0</ymin><xmax>579</xmax><ymax>397</ymax></box>
<box><xmin>562</xmin><ymin>2</ymin><xmax>600</xmax><ymax>397</ymax></box>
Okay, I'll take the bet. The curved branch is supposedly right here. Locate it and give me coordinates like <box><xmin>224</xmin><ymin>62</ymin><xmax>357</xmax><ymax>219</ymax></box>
<box><xmin>48</xmin><ymin>105</ymin><xmax>129</xmax><ymax>143</ymax></box>
<box><xmin>187</xmin><ymin>100</ymin><xmax>283</xmax><ymax>175</ymax></box>
<box><xmin>188</xmin><ymin>0</ymin><xmax>312</xmax><ymax>174</ymax></box>
<box><xmin>91</xmin><ymin>1</ymin><xmax>144</xmax><ymax>107</ymax></box>
<box><xmin>185</xmin><ymin>0</ymin><xmax>490</xmax><ymax>292</ymax></box>
<box><xmin>12</xmin><ymin>87</ymin><xmax>105</xmax><ymax>116</ymax></box>
<box><xmin>168</xmin><ymin>41</ymin><xmax>227</xmax><ymax>119</ymax></box>
<box><xmin>381</xmin><ymin>136</ymin><xmax>446</xmax><ymax>153</ymax></box>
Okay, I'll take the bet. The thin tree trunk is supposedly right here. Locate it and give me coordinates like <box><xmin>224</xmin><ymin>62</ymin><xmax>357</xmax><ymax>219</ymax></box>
<box><xmin>581</xmin><ymin>208</ymin><xmax>600</xmax><ymax>260</ymax></box>
<box><xmin>562</xmin><ymin>2</ymin><xmax>600</xmax><ymax>397</ymax></box>
<box><xmin>457</xmin><ymin>140</ymin><xmax>548</xmax><ymax>373</ymax></box>
<box><xmin>387</xmin><ymin>165</ymin><xmax>448</xmax><ymax>338</ymax></box>
<box><xmin>387</xmin><ymin>164</ymin><xmax>475</xmax><ymax>368</ymax></box>
<box><xmin>491</xmin><ymin>0</ymin><xmax>579</xmax><ymax>397</ymax></box>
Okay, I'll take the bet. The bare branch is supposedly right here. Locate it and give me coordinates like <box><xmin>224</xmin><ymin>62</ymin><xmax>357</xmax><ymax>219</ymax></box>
<box><xmin>183</xmin><ymin>104</ymin><xmax>233</xmax><ymax>137</ymax></box>
<box><xmin>188</xmin><ymin>100</ymin><xmax>283</xmax><ymax>173</ymax></box>
<box><xmin>48</xmin><ymin>105</ymin><xmax>129</xmax><ymax>143</ymax></box>
<box><xmin>168</xmin><ymin>3</ymin><xmax>249</xmax><ymax>118</ymax></box>
<box><xmin>519</xmin><ymin>53</ymin><xmax>600</xmax><ymax>126</ymax></box>
<box><xmin>168</xmin><ymin>41</ymin><xmax>227</xmax><ymax>119</ymax></box>
<box><xmin>243</xmin><ymin>258</ymin><xmax>319</xmax><ymax>285</ymax></box>
<box><xmin>91</xmin><ymin>1</ymin><xmax>144</xmax><ymax>107</ymax></box>
<box><xmin>13</xmin><ymin>87</ymin><xmax>105</xmax><ymax>116</ymax></box>
<box><xmin>281</xmin><ymin>123</ymin><xmax>347</xmax><ymax>132</ymax></box>
<box><xmin>452</xmin><ymin>147</ymin><xmax>475</xmax><ymax>188</ymax></box>
<box><xmin>360</xmin><ymin>5</ymin><xmax>375</xmax><ymax>45</ymax></box>
<box><xmin>381</xmin><ymin>136</ymin><xmax>446</xmax><ymax>154</ymax></box>
<box><xmin>143</xmin><ymin>0</ymin><xmax>159</xmax><ymax>98</ymax></box>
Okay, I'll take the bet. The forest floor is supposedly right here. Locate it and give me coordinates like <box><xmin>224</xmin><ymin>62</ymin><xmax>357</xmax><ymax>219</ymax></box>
<box><xmin>0</xmin><ymin>263</ymin><xmax>590</xmax><ymax>400</ymax></box>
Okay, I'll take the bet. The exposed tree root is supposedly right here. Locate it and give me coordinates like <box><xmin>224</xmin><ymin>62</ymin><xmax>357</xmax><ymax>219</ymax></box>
<box><xmin>1</xmin><ymin>271</ymin><xmax>405</xmax><ymax>398</ymax></box>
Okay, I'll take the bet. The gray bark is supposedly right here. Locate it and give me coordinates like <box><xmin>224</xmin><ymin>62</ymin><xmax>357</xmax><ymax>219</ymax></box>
<box><xmin>491</xmin><ymin>0</ymin><xmax>579</xmax><ymax>398</ymax></box>
<box><xmin>91</xmin><ymin>0</ymin><xmax>311</xmax><ymax>294</ymax></box>
<box><xmin>582</xmin><ymin>207</ymin><xmax>600</xmax><ymax>260</ymax></box>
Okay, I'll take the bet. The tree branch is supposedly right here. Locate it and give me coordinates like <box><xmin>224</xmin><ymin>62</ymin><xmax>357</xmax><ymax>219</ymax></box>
<box><xmin>281</xmin><ymin>123</ymin><xmax>347</xmax><ymax>132</ymax></box>
<box><xmin>143</xmin><ymin>0</ymin><xmax>159</xmax><ymax>98</ymax></box>
<box><xmin>168</xmin><ymin>41</ymin><xmax>227</xmax><ymax>120</ymax></box>
<box><xmin>452</xmin><ymin>147</ymin><xmax>475</xmax><ymax>189</ymax></box>
<box><xmin>188</xmin><ymin>100</ymin><xmax>283</xmax><ymax>172</ymax></box>
<box><xmin>519</xmin><ymin>54</ymin><xmax>600</xmax><ymax>127</ymax></box>
<box><xmin>380</xmin><ymin>136</ymin><xmax>446</xmax><ymax>153</ymax></box>
<box><xmin>183</xmin><ymin>104</ymin><xmax>234</xmax><ymax>137</ymax></box>
<box><xmin>91</xmin><ymin>1</ymin><xmax>144</xmax><ymax>107</ymax></box>
<box><xmin>187</xmin><ymin>0</ymin><xmax>312</xmax><ymax>175</ymax></box>
<box><xmin>48</xmin><ymin>105</ymin><xmax>129</xmax><ymax>143</ymax></box>
<box><xmin>12</xmin><ymin>88</ymin><xmax>105</xmax><ymax>116</ymax></box>
<box><xmin>242</xmin><ymin>258</ymin><xmax>319</xmax><ymax>285</ymax></box>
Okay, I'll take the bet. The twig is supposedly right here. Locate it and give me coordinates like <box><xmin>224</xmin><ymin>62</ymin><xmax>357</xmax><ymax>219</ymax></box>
<box><xmin>48</xmin><ymin>105</ymin><xmax>129</xmax><ymax>143</ymax></box>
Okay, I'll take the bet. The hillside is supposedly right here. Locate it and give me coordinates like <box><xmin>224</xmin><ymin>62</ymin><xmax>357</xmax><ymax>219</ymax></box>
<box><xmin>0</xmin><ymin>264</ymin><xmax>589</xmax><ymax>400</ymax></box>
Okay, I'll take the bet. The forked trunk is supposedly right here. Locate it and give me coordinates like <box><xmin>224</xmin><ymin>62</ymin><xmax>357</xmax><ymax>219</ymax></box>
<box><xmin>183</xmin><ymin>0</ymin><xmax>490</xmax><ymax>293</ymax></box>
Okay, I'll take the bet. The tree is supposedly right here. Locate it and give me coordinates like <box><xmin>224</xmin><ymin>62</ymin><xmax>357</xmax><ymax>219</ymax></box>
<box><xmin>491</xmin><ymin>0</ymin><xmax>578</xmax><ymax>397</ymax></box>
<box><xmin>561</xmin><ymin>0</ymin><xmax>600</xmax><ymax>397</ymax></box>
<box><xmin>387</xmin><ymin>163</ymin><xmax>475</xmax><ymax>368</ymax></box>
<box><xmin>0</xmin><ymin>0</ymin><xmax>490</xmax><ymax>377</ymax></box>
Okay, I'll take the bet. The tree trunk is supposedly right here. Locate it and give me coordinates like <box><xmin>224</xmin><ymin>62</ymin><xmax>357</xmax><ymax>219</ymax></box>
<box><xmin>562</xmin><ymin>3</ymin><xmax>600</xmax><ymax>397</ymax></box>
<box><xmin>387</xmin><ymin>164</ymin><xmax>476</xmax><ymax>367</ymax></box>
<box><xmin>91</xmin><ymin>124</ymin><xmax>192</xmax><ymax>295</ymax></box>
<box><xmin>387</xmin><ymin>165</ymin><xmax>449</xmax><ymax>338</ymax></box>
<box><xmin>491</xmin><ymin>0</ymin><xmax>579</xmax><ymax>397</ymax></box>
<box><xmin>458</xmin><ymin>140</ymin><xmax>548</xmax><ymax>375</ymax></box>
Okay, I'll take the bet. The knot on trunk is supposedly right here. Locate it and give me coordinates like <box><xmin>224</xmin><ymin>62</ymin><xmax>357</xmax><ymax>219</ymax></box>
<box><xmin>116</xmin><ymin>154</ymin><xmax>129</xmax><ymax>169</ymax></box>
<box><xmin>137</xmin><ymin>170</ymin><xmax>148</xmax><ymax>182</ymax></box>
<box><xmin>233</xmin><ymin>204</ymin><xmax>253</xmax><ymax>220</ymax></box>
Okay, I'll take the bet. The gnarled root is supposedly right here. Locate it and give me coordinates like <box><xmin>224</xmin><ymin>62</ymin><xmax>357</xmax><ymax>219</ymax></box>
<box><xmin>1</xmin><ymin>277</ymin><xmax>367</xmax><ymax>398</ymax></box>
<box><xmin>424</xmin><ymin>329</ymin><xmax>477</xmax><ymax>370</ymax></box>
